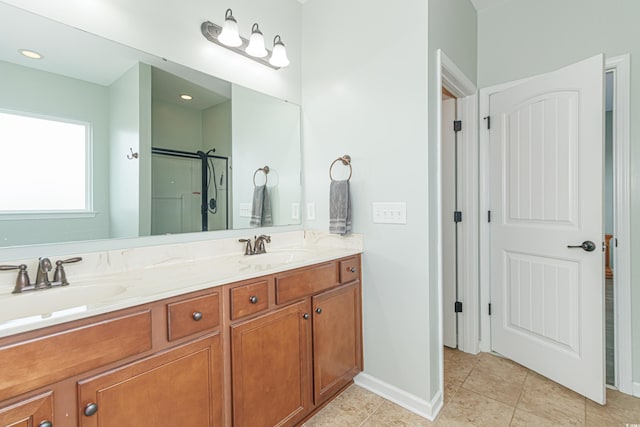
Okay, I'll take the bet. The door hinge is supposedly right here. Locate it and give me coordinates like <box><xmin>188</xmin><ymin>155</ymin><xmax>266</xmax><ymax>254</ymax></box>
<box><xmin>453</xmin><ymin>120</ymin><xmax>462</xmax><ymax>132</ymax></box>
<box><xmin>488</xmin><ymin>211</ymin><xmax>492</xmax><ymax>223</ymax></box>
<box><xmin>488</xmin><ymin>303</ymin><xmax>492</xmax><ymax>316</ymax></box>
<box><xmin>483</xmin><ymin>116</ymin><xmax>491</xmax><ymax>130</ymax></box>
<box><xmin>454</xmin><ymin>301</ymin><xmax>463</xmax><ymax>313</ymax></box>
<box><xmin>454</xmin><ymin>211</ymin><xmax>462</xmax><ymax>223</ymax></box>
<box><xmin>615</xmin><ymin>238</ymin><xmax>618</xmax><ymax>247</ymax></box>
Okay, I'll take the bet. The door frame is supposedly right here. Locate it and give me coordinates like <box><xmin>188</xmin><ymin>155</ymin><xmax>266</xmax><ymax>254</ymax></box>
<box><xmin>477</xmin><ymin>54</ymin><xmax>632</xmax><ymax>396</ymax></box>
<box><xmin>436</xmin><ymin>48</ymin><xmax>479</xmax><ymax>400</ymax></box>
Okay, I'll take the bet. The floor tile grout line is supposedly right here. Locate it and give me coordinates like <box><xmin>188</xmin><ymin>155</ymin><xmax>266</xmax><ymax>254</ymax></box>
<box><xmin>358</xmin><ymin>396</ymin><xmax>385</xmax><ymax>427</ymax></box>
<box><xmin>508</xmin><ymin>370</ymin><xmax>529</xmax><ymax>426</ymax></box>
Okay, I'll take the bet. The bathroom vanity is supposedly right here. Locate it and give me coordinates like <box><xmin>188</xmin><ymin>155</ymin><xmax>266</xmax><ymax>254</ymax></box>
<box><xmin>0</xmin><ymin>236</ymin><xmax>362</xmax><ymax>427</ymax></box>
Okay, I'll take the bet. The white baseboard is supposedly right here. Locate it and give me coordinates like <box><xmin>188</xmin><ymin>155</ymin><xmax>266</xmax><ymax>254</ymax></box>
<box><xmin>633</xmin><ymin>382</ymin><xmax>640</xmax><ymax>398</ymax></box>
<box><xmin>354</xmin><ymin>373</ymin><xmax>442</xmax><ymax>421</ymax></box>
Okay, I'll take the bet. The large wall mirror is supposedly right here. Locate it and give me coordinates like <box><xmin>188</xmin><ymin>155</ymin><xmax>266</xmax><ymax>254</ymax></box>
<box><xmin>0</xmin><ymin>3</ymin><xmax>301</xmax><ymax>249</ymax></box>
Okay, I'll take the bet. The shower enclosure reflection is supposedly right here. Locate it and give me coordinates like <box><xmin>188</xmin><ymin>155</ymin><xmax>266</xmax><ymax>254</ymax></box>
<box><xmin>150</xmin><ymin>67</ymin><xmax>232</xmax><ymax>234</ymax></box>
<box><xmin>151</xmin><ymin>150</ymin><xmax>229</xmax><ymax>234</ymax></box>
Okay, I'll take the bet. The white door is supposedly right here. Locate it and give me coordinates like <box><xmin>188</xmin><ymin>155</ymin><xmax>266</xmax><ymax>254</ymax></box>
<box><xmin>490</xmin><ymin>54</ymin><xmax>605</xmax><ymax>403</ymax></box>
<box><xmin>442</xmin><ymin>96</ymin><xmax>458</xmax><ymax>348</ymax></box>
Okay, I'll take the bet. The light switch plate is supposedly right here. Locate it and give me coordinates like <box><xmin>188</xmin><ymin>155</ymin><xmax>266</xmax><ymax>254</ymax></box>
<box><xmin>239</xmin><ymin>203</ymin><xmax>251</xmax><ymax>218</ymax></box>
<box><xmin>291</xmin><ymin>202</ymin><xmax>300</xmax><ymax>220</ymax></box>
<box><xmin>306</xmin><ymin>202</ymin><xmax>316</xmax><ymax>220</ymax></box>
<box><xmin>372</xmin><ymin>202</ymin><xmax>407</xmax><ymax>224</ymax></box>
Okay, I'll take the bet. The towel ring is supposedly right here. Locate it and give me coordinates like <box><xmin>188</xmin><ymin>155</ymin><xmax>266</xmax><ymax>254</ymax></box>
<box><xmin>253</xmin><ymin>166</ymin><xmax>270</xmax><ymax>187</ymax></box>
<box><xmin>329</xmin><ymin>155</ymin><xmax>352</xmax><ymax>182</ymax></box>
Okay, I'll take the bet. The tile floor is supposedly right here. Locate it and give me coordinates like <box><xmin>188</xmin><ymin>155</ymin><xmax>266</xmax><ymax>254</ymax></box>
<box><xmin>304</xmin><ymin>347</ymin><xmax>640</xmax><ymax>426</ymax></box>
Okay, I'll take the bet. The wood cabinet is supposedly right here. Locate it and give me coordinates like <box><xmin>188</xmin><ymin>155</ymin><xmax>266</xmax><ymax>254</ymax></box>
<box><xmin>0</xmin><ymin>254</ymin><xmax>362</xmax><ymax>427</ymax></box>
<box><xmin>78</xmin><ymin>334</ymin><xmax>222</xmax><ymax>427</ymax></box>
<box><xmin>229</xmin><ymin>255</ymin><xmax>363</xmax><ymax>426</ymax></box>
<box><xmin>312</xmin><ymin>282</ymin><xmax>362</xmax><ymax>404</ymax></box>
<box><xmin>231</xmin><ymin>300</ymin><xmax>312</xmax><ymax>427</ymax></box>
<box><xmin>0</xmin><ymin>392</ymin><xmax>53</xmax><ymax>427</ymax></box>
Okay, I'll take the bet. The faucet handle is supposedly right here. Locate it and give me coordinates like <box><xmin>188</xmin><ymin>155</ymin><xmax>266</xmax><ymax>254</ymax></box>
<box><xmin>238</xmin><ymin>238</ymin><xmax>253</xmax><ymax>255</ymax></box>
<box><xmin>1</xmin><ymin>264</ymin><xmax>31</xmax><ymax>294</ymax></box>
<box><xmin>53</xmin><ymin>257</ymin><xmax>83</xmax><ymax>286</ymax></box>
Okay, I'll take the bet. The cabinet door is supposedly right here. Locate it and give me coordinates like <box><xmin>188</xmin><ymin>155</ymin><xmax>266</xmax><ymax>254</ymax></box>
<box><xmin>0</xmin><ymin>392</ymin><xmax>53</xmax><ymax>427</ymax></box>
<box><xmin>78</xmin><ymin>334</ymin><xmax>222</xmax><ymax>427</ymax></box>
<box><xmin>312</xmin><ymin>282</ymin><xmax>363</xmax><ymax>404</ymax></box>
<box><xmin>231</xmin><ymin>300</ymin><xmax>312</xmax><ymax>427</ymax></box>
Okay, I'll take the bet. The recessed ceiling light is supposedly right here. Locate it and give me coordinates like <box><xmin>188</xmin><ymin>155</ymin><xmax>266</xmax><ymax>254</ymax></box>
<box><xmin>180</xmin><ymin>94</ymin><xmax>193</xmax><ymax>100</ymax></box>
<box><xmin>18</xmin><ymin>49</ymin><xmax>43</xmax><ymax>59</ymax></box>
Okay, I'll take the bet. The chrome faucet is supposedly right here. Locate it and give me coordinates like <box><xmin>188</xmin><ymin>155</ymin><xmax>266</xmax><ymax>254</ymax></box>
<box><xmin>238</xmin><ymin>235</ymin><xmax>271</xmax><ymax>255</ymax></box>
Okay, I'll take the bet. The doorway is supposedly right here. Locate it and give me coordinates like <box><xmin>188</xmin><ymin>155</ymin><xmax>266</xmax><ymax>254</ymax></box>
<box><xmin>441</xmin><ymin>86</ymin><xmax>460</xmax><ymax>349</ymax></box>
<box><xmin>604</xmin><ymin>70</ymin><xmax>614</xmax><ymax>387</ymax></box>
<box><xmin>477</xmin><ymin>55</ymin><xmax>633</xmax><ymax>398</ymax></box>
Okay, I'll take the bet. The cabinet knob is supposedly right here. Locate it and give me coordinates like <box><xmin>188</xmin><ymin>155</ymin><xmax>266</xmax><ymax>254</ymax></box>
<box><xmin>249</xmin><ymin>296</ymin><xmax>258</xmax><ymax>304</ymax></box>
<box><xmin>39</xmin><ymin>421</ymin><xmax>53</xmax><ymax>427</ymax></box>
<box><xmin>349</xmin><ymin>267</ymin><xmax>356</xmax><ymax>273</ymax></box>
<box><xmin>192</xmin><ymin>311</ymin><xmax>203</xmax><ymax>321</ymax></box>
<box><xmin>84</xmin><ymin>402</ymin><xmax>99</xmax><ymax>417</ymax></box>
<box><xmin>302</xmin><ymin>313</ymin><xmax>309</xmax><ymax>320</ymax></box>
<box><xmin>315</xmin><ymin>307</ymin><xmax>322</xmax><ymax>314</ymax></box>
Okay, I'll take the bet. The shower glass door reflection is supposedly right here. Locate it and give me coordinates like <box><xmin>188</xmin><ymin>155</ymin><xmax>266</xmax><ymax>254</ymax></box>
<box><xmin>151</xmin><ymin>151</ymin><xmax>229</xmax><ymax>235</ymax></box>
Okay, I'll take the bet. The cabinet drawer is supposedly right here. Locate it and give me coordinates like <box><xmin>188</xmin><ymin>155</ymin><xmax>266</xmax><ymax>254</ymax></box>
<box><xmin>0</xmin><ymin>310</ymin><xmax>152</xmax><ymax>402</ymax></box>
<box><xmin>0</xmin><ymin>391</ymin><xmax>53</xmax><ymax>427</ymax></box>
<box><xmin>275</xmin><ymin>262</ymin><xmax>337</xmax><ymax>305</ymax></box>
<box><xmin>230</xmin><ymin>280</ymin><xmax>269</xmax><ymax>320</ymax></box>
<box><xmin>167</xmin><ymin>292</ymin><xmax>220</xmax><ymax>341</ymax></box>
<box><xmin>339</xmin><ymin>257</ymin><xmax>360</xmax><ymax>284</ymax></box>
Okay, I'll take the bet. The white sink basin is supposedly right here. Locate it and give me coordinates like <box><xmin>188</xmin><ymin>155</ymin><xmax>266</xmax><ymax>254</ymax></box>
<box><xmin>238</xmin><ymin>250</ymin><xmax>316</xmax><ymax>266</ymax></box>
<box><xmin>0</xmin><ymin>284</ymin><xmax>127</xmax><ymax>326</ymax></box>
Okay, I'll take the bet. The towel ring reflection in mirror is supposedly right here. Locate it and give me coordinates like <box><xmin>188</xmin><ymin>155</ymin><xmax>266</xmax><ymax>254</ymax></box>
<box><xmin>253</xmin><ymin>165</ymin><xmax>270</xmax><ymax>187</ymax></box>
<box><xmin>329</xmin><ymin>155</ymin><xmax>352</xmax><ymax>182</ymax></box>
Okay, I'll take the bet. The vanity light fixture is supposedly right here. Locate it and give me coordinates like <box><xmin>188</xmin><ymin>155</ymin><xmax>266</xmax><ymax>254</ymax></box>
<box><xmin>201</xmin><ymin>10</ymin><xmax>289</xmax><ymax>70</ymax></box>
<box><xmin>180</xmin><ymin>94</ymin><xmax>193</xmax><ymax>100</ymax></box>
<box><xmin>217</xmin><ymin>9</ymin><xmax>242</xmax><ymax>47</ymax></box>
<box><xmin>245</xmin><ymin>23</ymin><xmax>267</xmax><ymax>58</ymax></box>
<box><xmin>269</xmin><ymin>36</ymin><xmax>290</xmax><ymax>68</ymax></box>
<box><xmin>19</xmin><ymin>49</ymin><xmax>43</xmax><ymax>59</ymax></box>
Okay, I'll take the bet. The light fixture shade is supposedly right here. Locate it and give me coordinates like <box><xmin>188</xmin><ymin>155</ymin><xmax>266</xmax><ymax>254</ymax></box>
<box><xmin>245</xmin><ymin>23</ymin><xmax>268</xmax><ymax>58</ymax></box>
<box><xmin>269</xmin><ymin>35</ymin><xmax>289</xmax><ymax>68</ymax></box>
<box><xmin>218</xmin><ymin>9</ymin><xmax>242</xmax><ymax>47</ymax></box>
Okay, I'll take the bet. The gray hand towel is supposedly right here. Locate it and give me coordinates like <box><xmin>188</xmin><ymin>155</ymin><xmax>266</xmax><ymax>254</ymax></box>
<box><xmin>262</xmin><ymin>186</ymin><xmax>273</xmax><ymax>226</ymax></box>
<box><xmin>329</xmin><ymin>180</ymin><xmax>351</xmax><ymax>235</ymax></box>
<box><xmin>250</xmin><ymin>185</ymin><xmax>273</xmax><ymax>227</ymax></box>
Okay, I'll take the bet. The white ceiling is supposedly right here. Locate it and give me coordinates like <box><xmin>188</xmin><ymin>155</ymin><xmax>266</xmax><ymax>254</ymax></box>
<box><xmin>0</xmin><ymin>2</ymin><xmax>231</xmax><ymax>109</ymax></box>
<box><xmin>298</xmin><ymin>1</ymin><xmax>508</xmax><ymax>12</ymax></box>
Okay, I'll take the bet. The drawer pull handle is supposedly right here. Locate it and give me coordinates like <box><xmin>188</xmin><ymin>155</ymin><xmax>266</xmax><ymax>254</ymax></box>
<box><xmin>39</xmin><ymin>421</ymin><xmax>53</xmax><ymax>427</ymax></box>
<box><xmin>349</xmin><ymin>267</ymin><xmax>356</xmax><ymax>273</ymax></box>
<box><xmin>315</xmin><ymin>307</ymin><xmax>322</xmax><ymax>314</ymax></box>
<box><xmin>303</xmin><ymin>313</ymin><xmax>309</xmax><ymax>320</ymax></box>
<box><xmin>249</xmin><ymin>296</ymin><xmax>258</xmax><ymax>304</ymax></box>
<box><xmin>192</xmin><ymin>311</ymin><xmax>203</xmax><ymax>321</ymax></box>
<box><xmin>84</xmin><ymin>402</ymin><xmax>99</xmax><ymax>417</ymax></box>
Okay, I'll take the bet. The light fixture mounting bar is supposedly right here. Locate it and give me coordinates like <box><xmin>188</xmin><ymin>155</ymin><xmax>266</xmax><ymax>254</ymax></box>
<box><xmin>201</xmin><ymin>21</ymin><xmax>279</xmax><ymax>70</ymax></box>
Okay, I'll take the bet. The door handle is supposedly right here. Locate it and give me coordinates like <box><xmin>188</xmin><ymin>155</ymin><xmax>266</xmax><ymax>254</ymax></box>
<box><xmin>567</xmin><ymin>240</ymin><xmax>596</xmax><ymax>252</ymax></box>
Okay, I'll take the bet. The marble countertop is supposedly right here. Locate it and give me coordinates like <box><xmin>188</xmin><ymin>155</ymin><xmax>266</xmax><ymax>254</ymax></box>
<box><xmin>0</xmin><ymin>231</ymin><xmax>362</xmax><ymax>338</ymax></box>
